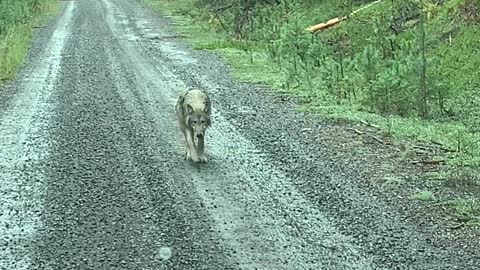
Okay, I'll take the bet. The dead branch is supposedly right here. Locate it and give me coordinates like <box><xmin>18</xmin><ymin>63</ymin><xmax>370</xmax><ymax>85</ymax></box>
<box><xmin>414</xmin><ymin>150</ymin><xmax>430</xmax><ymax>155</ymax></box>
<box><xmin>440</xmin><ymin>147</ymin><xmax>456</xmax><ymax>153</ymax></box>
<box><xmin>207</xmin><ymin>3</ymin><xmax>235</xmax><ymax>13</ymax></box>
<box><xmin>300</xmin><ymin>128</ymin><xmax>314</xmax><ymax>133</ymax></box>
<box><xmin>346</xmin><ymin>128</ymin><xmax>365</xmax><ymax>135</ymax></box>
<box><xmin>411</xmin><ymin>159</ymin><xmax>446</xmax><ymax>165</ymax></box>
<box><xmin>413</xmin><ymin>145</ymin><xmax>433</xmax><ymax>152</ymax></box>
<box><xmin>431</xmin><ymin>140</ymin><xmax>456</xmax><ymax>153</ymax></box>
<box><xmin>370</xmin><ymin>135</ymin><xmax>384</xmax><ymax>144</ymax></box>
<box><xmin>448</xmin><ymin>223</ymin><xmax>465</xmax><ymax>230</ymax></box>
<box><xmin>213</xmin><ymin>13</ymin><xmax>228</xmax><ymax>32</ymax></box>
<box><xmin>306</xmin><ymin>0</ymin><xmax>383</xmax><ymax>33</ymax></box>
<box><xmin>306</xmin><ymin>17</ymin><xmax>345</xmax><ymax>32</ymax></box>
<box><xmin>360</xmin><ymin>120</ymin><xmax>380</xmax><ymax>129</ymax></box>
<box><xmin>431</xmin><ymin>140</ymin><xmax>443</xmax><ymax>146</ymax></box>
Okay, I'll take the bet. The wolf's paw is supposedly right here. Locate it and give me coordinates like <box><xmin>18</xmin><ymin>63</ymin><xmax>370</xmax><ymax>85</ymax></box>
<box><xmin>191</xmin><ymin>156</ymin><xmax>201</xmax><ymax>163</ymax></box>
<box><xmin>185</xmin><ymin>151</ymin><xmax>192</xmax><ymax>161</ymax></box>
<box><xmin>197</xmin><ymin>156</ymin><xmax>208</xmax><ymax>163</ymax></box>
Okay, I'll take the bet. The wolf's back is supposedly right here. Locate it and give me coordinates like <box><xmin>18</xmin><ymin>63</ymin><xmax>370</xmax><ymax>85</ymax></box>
<box><xmin>183</xmin><ymin>89</ymin><xmax>211</xmax><ymax>114</ymax></box>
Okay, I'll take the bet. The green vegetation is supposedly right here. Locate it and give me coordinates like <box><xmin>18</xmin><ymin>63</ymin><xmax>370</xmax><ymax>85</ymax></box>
<box><xmin>0</xmin><ymin>0</ymin><xmax>59</xmax><ymax>81</ymax></box>
<box><xmin>442</xmin><ymin>197</ymin><xmax>480</xmax><ymax>225</ymax></box>
<box><xmin>412</xmin><ymin>190</ymin><xmax>436</xmax><ymax>201</ymax></box>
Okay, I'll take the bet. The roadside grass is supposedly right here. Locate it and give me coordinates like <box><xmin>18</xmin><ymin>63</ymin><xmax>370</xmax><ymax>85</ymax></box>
<box><xmin>412</xmin><ymin>190</ymin><xmax>436</xmax><ymax>202</ymax></box>
<box><xmin>441</xmin><ymin>198</ymin><xmax>480</xmax><ymax>226</ymax></box>
<box><xmin>0</xmin><ymin>0</ymin><xmax>59</xmax><ymax>82</ymax></box>
<box><xmin>142</xmin><ymin>0</ymin><xmax>480</xmax><ymax>224</ymax></box>
<box><xmin>0</xmin><ymin>25</ymin><xmax>32</xmax><ymax>81</ymax></box>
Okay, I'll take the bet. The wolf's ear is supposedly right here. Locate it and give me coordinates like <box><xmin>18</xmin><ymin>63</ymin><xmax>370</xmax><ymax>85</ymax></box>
<box><xmin>204</xmin><ymin>97</ymin><xmax>211</xmax><ymax>113</ymax></box>
<box><xmin>186</xmin><ymin>104</ymin><xmax>194</xmax><ymax>114</ymax></box>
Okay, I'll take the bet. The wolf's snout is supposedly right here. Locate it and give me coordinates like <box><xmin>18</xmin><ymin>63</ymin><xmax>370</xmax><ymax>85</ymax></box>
<box><xmin>196</xmin><ymin>133</ymin><xmax>204</xmax><ymax>138</ymax></box>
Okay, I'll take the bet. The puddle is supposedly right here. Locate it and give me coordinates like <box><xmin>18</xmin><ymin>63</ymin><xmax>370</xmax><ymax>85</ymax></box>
<box><xmin>158</xmin><ymin>42</ymin><xmax>197</xmax><ymax>64</ymax></box>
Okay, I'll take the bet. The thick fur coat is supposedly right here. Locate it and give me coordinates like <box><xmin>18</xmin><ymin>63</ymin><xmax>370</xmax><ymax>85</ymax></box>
<box><xmin>175</xmin><ymin>88</ymin><xmax>211</xmax><ymax>163</ymax></box>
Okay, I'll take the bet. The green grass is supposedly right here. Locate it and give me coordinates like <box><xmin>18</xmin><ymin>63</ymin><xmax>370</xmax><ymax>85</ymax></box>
<box><xmin>0</xmin><ymin>25</ymin><xmax>32</xmax><ymax>80</ymax></box>
<box><xmin>412</xmin><ymin>190</ymin><xmax>436</xmax><ymax>202</ymax></box>
<box><xmin>442</xmin><ymin>198</ymin><xmax>480</xmax><ymax>225</ymax></box>
<box><xmin>434</xmin><ymin>25</ymin><xmax>480</xmax><ymax>97</ymax></box>
<box><xmin>142</xmin><ymin>0</ymin><xmax>480</xmax><ymax>168</ymax></box>
<box><xmin>0</xmin><ymin>0</ymin><xmax>59</xmax><ymax>81</ymax></box>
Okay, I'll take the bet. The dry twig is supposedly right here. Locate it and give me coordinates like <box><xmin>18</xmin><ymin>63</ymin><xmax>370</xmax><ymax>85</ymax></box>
<box><xmin>411</xmin><ymin>159</ymin><xmax>446</xmax><ymax>165</ymax></box>
<box><xmin>346</xmin><ymin>128</ymin><xmax>365</xmax><ymax>135</ymax></box>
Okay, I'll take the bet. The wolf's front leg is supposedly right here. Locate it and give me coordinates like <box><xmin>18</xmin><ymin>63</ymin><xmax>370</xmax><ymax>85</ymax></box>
<box><xmin>196</xmin><ymin>136</ymin><xmax>208</xmax><ymax>163</ymax></box>
<box><xmin>185</xmin><ymin>145</ymin><xmax>192</xmax><ymax>161</ymax></box>
<box><xmin>185</xmin><ymin>128</ymin><xmax>200</xmax><ymax>162</ymax></box>
<box><xmin>180</xmin><ymin>129</ymin><xmax>191</xmax><ymax>161</ymax></box>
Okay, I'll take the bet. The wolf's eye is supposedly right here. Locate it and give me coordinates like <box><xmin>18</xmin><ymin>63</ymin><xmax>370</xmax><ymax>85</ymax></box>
<box><xmin>201</xmin><ymin>120</ymin><xmax>206</xmax><ymax>124</ymax></box>
<box><xmin>193</xmin><ymin>120</ymin><xmax>197</xmax><ymax>124</ymax></box>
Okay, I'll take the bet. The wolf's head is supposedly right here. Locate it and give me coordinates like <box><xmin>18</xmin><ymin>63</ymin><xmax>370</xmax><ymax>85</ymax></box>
<box><xmin>186</xmin><ymin>105</ymin><xmax>211</xmax><ymax>138</ymax></box>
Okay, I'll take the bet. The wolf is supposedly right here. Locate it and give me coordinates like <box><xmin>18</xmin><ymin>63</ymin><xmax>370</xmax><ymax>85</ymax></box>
<box><xmin>175</xmin><ymin>88</ymin><xmax>212</xmax><ymax>163</ymax></box>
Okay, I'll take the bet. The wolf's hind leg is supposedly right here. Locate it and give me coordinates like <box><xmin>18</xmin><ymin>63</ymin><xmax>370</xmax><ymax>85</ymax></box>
<box><xmin>180</xmin><ymin>128</ymin><xmax>191</xmax><ymax>160</ymax></box>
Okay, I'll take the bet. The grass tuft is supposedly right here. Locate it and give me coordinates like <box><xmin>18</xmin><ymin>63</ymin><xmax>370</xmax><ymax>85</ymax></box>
<box><xmin>412</xmin><ymin>190</ymin><xmax>436</xmax><ymax>202</ymax></box>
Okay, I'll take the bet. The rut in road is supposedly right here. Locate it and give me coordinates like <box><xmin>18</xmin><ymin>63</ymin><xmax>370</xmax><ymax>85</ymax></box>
<box><xmin>1</xmin><ymin>0</ymin><xmax>479</xmax><ymax>269</ymax></box>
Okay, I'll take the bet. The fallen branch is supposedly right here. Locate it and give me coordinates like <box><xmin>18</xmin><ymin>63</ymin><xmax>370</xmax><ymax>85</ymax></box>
<box><xmin>413</xmin><ymin>145</ymin><xmax>432</xmax><ymax>153</ymax></box>
<box><xmin>213</xmin><ymin>13</ymin><xmax>228</xmax><ymax>32</ymax></box>
<box><xmin>431</xmin><ymin>140</ymin><xmax>457</xmax><ymax>153</ymax></box>
<box><xmin>300</xmin><ymin>128</ymin><xmax>314</xmax><ymax>133</ymax></box>
<box><xmin>359</xmin><ymin>120</ymin><xmax>380</xmax><ymax>129</ymax></box>
<box><xmin>439</xmin><ymin>147</ymin><xmax>456</xmax><ymax>153</ymax></box>
<box><xmin>431</xmin><ymin>140</ymin><xmax>443</xmax><ymax>146</ymax></box>
<box><xmin>414</xmin><ymin>150</ymin><xmax>431</xmax><ymax>156</ymax></box>
<box><xmin>448</xmin><ymin>223</ymin><xmax>465</xmax><ymax>230</ymax></box>
<box><xmin>207</xmin><ymin>3</ymin><xmax>234</xmax><ymax>13</ymax></box>
<box><xmin>346</xmin><ymin>128</ymin><xmax>365</xmax><ymax>135</ymax></box>
<box><xmin>306</xmin><ymin>0</ymin><xmax>383</xmax><ymax>33</ymax></box>
<box><xmin>348</xmin><ymin>0</ymin><xmax>383</xmax><ymax>16</ymax></box>
<box><xmin>411</xmin><ymin>159</ymin><xmax>446</xmax><ymax>165</ymax></box>
<box><xmin>370</xmin><ymin>135</ymin><xmax>384</xmax><ymax>144</ymax></box>
<box><xmin>306</xmin><ymin>17</ymin><xmax>345</xmax><ymax>32</ymax></box>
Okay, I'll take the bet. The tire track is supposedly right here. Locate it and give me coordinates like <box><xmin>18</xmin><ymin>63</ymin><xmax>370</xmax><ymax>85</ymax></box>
<box><xmin>0</xmin><ymin>2</ymin><xmax>75</xmax><ymax>269</ymax></box>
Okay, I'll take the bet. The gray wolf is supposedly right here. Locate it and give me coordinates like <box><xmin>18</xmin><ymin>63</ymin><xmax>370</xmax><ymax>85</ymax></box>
<box><xmin>175</xmin><ymin>88</ymin><xmax>212</xmax><ymax>163</ymax></box>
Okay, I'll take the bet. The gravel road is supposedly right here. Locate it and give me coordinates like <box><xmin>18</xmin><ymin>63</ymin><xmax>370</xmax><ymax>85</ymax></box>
<box><xmin>1</xmin><ymin>0</ymin><xmax>479</xmax><ymax>269</ymax></box>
